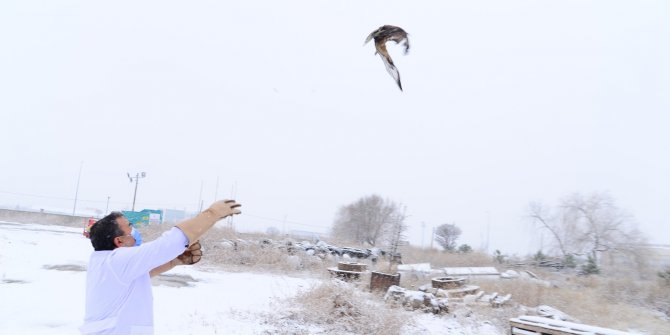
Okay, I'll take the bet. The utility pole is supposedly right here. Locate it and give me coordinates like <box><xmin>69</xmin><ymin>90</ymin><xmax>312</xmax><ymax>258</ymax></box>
<box><xmin>227</xmin><ymin>181</ymin><xmax>237</xmax><ymax>229</ymax></box>
<box><xmin>430</xmin><ymin>226</ymin><xmax>435</xmax><ymax>249</ymax></box>
<box><xmin>214</xmin><ymin>176</ymin><xmax>219</xmax><ymax>200</ymax></box>
<box><xmin>105</xmin><ymin>196</ymin><xmax>110</xmax><ymax>214</ymax></box>
<box><xmin>486</xmin><ymin>211</ymin><xmax>491</xmax><ymax>254</ymax></box>
<box><xmin>127</xmin><ymin>172</ymin><xmax>146</xmax><ymax>211</ymax></box>
<box><xmin>421</xmin><ymin>221</ymin><xmax>426</xmax><ymax>249</ymax></box>
<box><xmin>72</xmin><ymin>161</ymin><xmax>83</xmax><ymax>216</ymax></box>
<box><xmin>198</xmin><ymin>180</ymin><xmax>204</xmax><ymax>212</ymax></box>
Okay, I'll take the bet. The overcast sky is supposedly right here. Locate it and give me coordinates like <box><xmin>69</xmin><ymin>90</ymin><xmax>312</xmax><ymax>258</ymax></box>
<box><xmin>1</xmin><ymin>0</ymin><xmax>669</xmax><ymax>254</ymax></box>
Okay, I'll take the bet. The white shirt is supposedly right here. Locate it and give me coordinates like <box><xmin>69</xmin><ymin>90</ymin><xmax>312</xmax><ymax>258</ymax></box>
<box><xmin>80</xmin><ymin>227</ymin><xmax>188</xmax><ymax>335</ymax></box>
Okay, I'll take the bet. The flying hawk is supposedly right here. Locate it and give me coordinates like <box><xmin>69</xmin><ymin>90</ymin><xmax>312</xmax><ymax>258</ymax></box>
<box><xmin>364</xmin><ymin>25</ymin><xmax>410</xmax><ymax>91</ymax></box>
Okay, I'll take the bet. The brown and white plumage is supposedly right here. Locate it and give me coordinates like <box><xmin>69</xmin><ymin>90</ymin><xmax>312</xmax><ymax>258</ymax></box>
<box><xmin>364</xmin><ymin>25</ymin><xmax>410</xmax><ymax>91</ymax></box>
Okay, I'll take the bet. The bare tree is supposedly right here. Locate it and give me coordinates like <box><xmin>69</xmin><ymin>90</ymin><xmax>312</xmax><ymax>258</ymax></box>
<box><xmin>434</xmin><ymin>223</ymin><xmax>462</xmax><ymax>251</ymax></box>
<box><xmin>331</xmin><ymin>194</ymin><xmax>404</xmax><ymax>246</ymax></box>
<box><xmin>528</xmin><ymin>192</ymin><xmax>646</xmax><ymax>267</ymax></box>
<box><xmin>561</xmin><ymin>193</ymin><xmax>645</xmax><ymax>265</ymax></box>
<box><xmin>386</xmin><ymin>206</ymin><xmax>408</xmax><ymax>256</ymax></box>
<box><xmin>528</xmin><ymin>201</ymin><xmax>570</xmax><ymax>258</ymax></box>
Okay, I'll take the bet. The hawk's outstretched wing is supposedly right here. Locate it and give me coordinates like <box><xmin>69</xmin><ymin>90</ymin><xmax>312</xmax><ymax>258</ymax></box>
<box><xmin>364</xmin><ymin>25</ymin><xmax>409</xmax><ymax>91</ymax></box>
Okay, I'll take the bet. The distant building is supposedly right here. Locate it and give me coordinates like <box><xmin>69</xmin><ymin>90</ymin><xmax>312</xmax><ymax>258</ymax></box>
<box><xmin>122</xmin><ymin>209</ymin><xmax>163</xmax><ymax>226</ymax></box>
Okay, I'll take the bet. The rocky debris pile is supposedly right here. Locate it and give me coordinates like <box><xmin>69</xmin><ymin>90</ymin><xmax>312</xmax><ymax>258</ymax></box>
<box><xmin>220</xmin><ymin>237</ymin><xmax>400</xmax><ymax>263</ymax></box>
<box><xmin>384</xmin><ymin>285</ymin><xmax>449</xmax><ymax>314</ymax></box>
<box><xmin>537</xmin><ymin>259</ymin><xmax>565</xmax><ymax>269</ymax></box>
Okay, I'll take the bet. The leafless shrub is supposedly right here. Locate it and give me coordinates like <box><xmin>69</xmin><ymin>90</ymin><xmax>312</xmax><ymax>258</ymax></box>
<box><xmin>198</xmin><ymin>229</ymin><xmax>339</xmax><ymax>276</ymax></box>
<box><xmin>268</xmin><ymin>280</ymin><xmax>410</xmax><ymax>335</ymax></box>
<box><xmin>658</xmin><ymin>267</ymin><xmax>670</xmax><ymax>286</ymax></box>
<box><xmin>643</xmin><ymin>279</ymin><xmax>670</xmax><ymax>318</ymax></box>
<box><xmin>475</xmin><ymin>272</ymin><xmax>670</xmax><ymax>333</ymax></box>
<box><xmin>138</xmin><ymin>224</ymin><xmax>332</xmax><ymax>274</ymax></box>
<box><xmin>466</xmin><ymin>303</ymin><xmax>520</xmax><ymax>331</ymax></box>
<box><xmin>203</xmin><ymin>241</ymin><xmax>321</xmax><ymax>273</ymax></box>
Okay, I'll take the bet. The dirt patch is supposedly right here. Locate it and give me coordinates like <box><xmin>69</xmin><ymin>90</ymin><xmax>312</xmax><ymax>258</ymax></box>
<box><xmin>43</xmin><ymin>264</ymin><xmax>87</xmax><ymax>272</ymax></box>
<box><xmin>152</xmin><ymin>273</ymin><xmax>198</xmax><ymax>287</ymax></box>
<box><xmin>2</xmin><ymin>279</ymin><xmax>28</xmax><ymax>284</ymax></box>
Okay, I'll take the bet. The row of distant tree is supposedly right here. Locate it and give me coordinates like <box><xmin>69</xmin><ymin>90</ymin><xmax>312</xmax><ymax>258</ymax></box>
<box><xmin>329</xmin><ymin>192</ymin><xmax>645</xmax><ymax>268</ymax></box>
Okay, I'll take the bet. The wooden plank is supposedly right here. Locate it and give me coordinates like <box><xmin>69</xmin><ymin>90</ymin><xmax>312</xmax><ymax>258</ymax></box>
<box><xmin>517</xmin><ymin>316</ymin><xmax>633</xmax><ymax>335</ymax></box>
<box><xmin>510</xmin><ymin>320</ymin><xmax>584</xmax><ymax>335</ymax></box>
<box><xmin>510</xmin><ymin>316</ymin><xmax>634</xmax><ymax>335</ymax></box>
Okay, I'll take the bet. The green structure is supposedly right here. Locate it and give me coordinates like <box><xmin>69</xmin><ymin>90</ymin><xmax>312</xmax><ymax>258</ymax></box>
<box><xmin>122</xmin><ymin>209</ymin><xmax>163</xmax><ymax>226</ymax></box>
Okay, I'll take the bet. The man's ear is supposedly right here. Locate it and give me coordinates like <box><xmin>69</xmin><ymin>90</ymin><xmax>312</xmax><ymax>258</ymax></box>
<box><xmin>113</xmin><ymin>236</ymin><xmax>123</xmax><ymax>248</ymax></box>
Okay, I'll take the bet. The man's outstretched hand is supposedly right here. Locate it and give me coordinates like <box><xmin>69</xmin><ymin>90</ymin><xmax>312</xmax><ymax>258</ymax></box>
<box><xmin>209</xmin><ymin>199</ymin><xmax>241</xmax><ymax>220</ymax></box>
<box><xmin>176</xmin><ymin>241</ymin><xmax>203</xmax><ymax>265</ymax></box>
<box><xmin>176</xmin><ymin>199</ymin><xmax>241</xmax><ymax>248</ymax></box>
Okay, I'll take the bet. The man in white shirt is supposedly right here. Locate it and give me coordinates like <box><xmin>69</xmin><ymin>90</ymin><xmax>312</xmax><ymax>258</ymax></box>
<box><xmin>80</xmin><ymin>200</ymin><xmax>241</xmax><ymax>335</ymax></box>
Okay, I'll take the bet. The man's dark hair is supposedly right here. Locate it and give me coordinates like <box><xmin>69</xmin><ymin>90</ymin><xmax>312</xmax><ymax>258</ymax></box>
<box><xmin>89</xmin><ymin>212</ymin><xmax>125</xmax><ymax>251</ymax></box>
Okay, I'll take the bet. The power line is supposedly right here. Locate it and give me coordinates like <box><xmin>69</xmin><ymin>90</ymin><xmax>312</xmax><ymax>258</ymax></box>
<box><xmin>0</xmin><ymin>190</ymin><xmax>330</xmax><ymax>230</ymax></box>
<box><xmin>0</xmin><ymin>190</ymin><xmax>79</xmax><ymax>201</ymax></box>
<box><xmin>243</xmin><ymin>213</ymin><xmax>329</xmax><ymax>230</ymax></box>
<box><xmin>0</xmin><ymin>190</ymin><xmax>198</xmax><ymax>209</ymax></box>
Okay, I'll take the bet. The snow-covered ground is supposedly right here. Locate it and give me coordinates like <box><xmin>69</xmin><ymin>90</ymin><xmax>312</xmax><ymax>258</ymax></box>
<box><xmin>0</xmin><ymin>221</ymin><xmax>500</xmax><ymax>334</ymax></box>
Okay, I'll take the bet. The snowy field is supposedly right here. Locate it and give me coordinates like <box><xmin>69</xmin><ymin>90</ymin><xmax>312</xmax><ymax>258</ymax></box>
<box><xmin>0</xmin><ymin>221</ymin><xmax>501</xmax><ymax>334</ymax></box>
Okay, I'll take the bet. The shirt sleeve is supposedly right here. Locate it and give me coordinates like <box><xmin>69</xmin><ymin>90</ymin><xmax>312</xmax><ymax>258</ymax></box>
<box><xmin>109</xmin><ymin>227</ymin><xmax>188</xmax><ymax>283</ymax></box>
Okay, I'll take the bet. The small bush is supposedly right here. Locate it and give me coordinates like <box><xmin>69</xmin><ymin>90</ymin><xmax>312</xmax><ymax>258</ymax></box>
<box><xmin>579</xmin><ymin>255</ymin><xmax>600</xmax><ymax>275</ymax></box>
<box><xmin>493</xmin><ymin>250</ymin><xmax>507</xmax><ymax>264</ymax></box>
<box><xmin>658</xmin><ymin>267</ymin><xmax>670</xmax><ymax>286</ymax></box>
<box><xmin>533</xmin><ymin>250</ymin><xmax>547</xmax><ymax>262</ymax></box>
<box><xmin>268</xmin><ymin>280</ymin><xmax>410</xmax><ymax>335</ymax></box>
<box><xmin>563</xmin><ymin>254</ymin><xmax>577</xmax><ymax>268</ymax></box>
<box><xmin>458</xmin><ymin>244</ymin><xmax>473</xmax><ymax>253</ymax></box>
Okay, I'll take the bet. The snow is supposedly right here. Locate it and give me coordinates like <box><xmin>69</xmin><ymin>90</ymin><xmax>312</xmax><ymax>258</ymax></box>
<box><xmin>0</xmin><ymin>222</ymin><xmax>89</xmax><ymax>334</ymax></box>
<box><xmin>408</xmin><ymin>315</ymin><xmax>500</xmax><ymax>335</ymax></box>
<box><xmin>0</xmin><ymin>221</ymin><xmax>503</xmax><ymax>334</ymax></box>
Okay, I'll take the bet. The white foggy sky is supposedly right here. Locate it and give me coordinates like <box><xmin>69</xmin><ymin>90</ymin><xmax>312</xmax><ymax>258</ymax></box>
<box><xmin>1</xmin><ymin>1</ymin><xmax>669</xmax><ymax>254</ymax></box>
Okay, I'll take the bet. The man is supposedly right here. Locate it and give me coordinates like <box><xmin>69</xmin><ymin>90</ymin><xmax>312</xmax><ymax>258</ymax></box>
<box><xmin>80</xmin><ymin>199</ymin><xmax>241</xmax><ymax>335</ymax></box>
